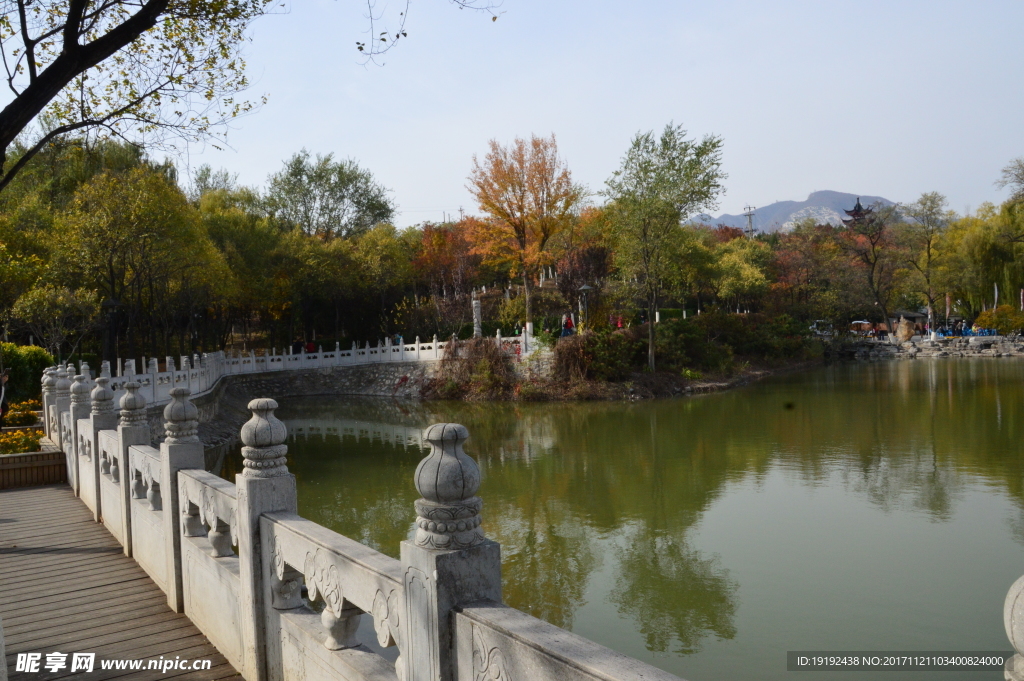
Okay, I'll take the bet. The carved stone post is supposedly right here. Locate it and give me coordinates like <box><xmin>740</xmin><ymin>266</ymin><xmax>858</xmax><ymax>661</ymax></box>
<box><xmin>69</xmin><ymin>375</ymin><xmax>92</xmax><ymax>496</ymax></box>
<box><xmin>157</xmin><ymin>387</ymin><xmax>205</xmax><ymax>613</ymax></box>
<box><xmin>41</xmin><ymin>368</ymin><xmax>56</xmax><ymax>440</ymax></box>
<box><xmin>117</xmin><ymin>382</ymin><xmax>150</xmax><ymax>557</ymax></box>
<box><xmin>400</xmin><ymin>423</ymin><xmax>502</xmax><ymax>681</ymax></box>
<box><xmin>82</xmin><ymin>377</ymin><xmax>116</xmax><ymax>520</ymax></box>
<box><xmin>53</xmin><ymin>367</ymin><xmax>71</xmax><ymax>451</ymax></box>
<box><xmin>236</xmin><ymin>398</ymin><xmax>297</xmax><ymax>681</ymax></box>
<box><xmin>472</xmin><ymin>297</ymin><xmax>482</xmax><ymax>338</ymax></box>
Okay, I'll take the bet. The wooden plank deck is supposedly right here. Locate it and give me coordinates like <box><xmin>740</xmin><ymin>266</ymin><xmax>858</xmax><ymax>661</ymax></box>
<box><xmin>1</xmin><ymin>485</ymin><xmax>242</xmax><ymax>680</ymax></box>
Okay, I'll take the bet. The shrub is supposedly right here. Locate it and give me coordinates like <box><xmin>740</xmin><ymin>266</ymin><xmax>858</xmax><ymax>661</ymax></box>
<box><xmin>0</xmin><ymin>343</ymin><xmax>55</xmax><ymax>402</ymax></box>
<box><xmin>0</xmin><ymin>428</ymin><xmax>43</xmax><ymax>454</ymax></box>
<box><xmin>553</xmin><ymin>329</ymin><xmax>645</xmax><ymax>381</ymax></box>
<box><xmin>497</xmin><ymin>289</ymin><xmax>568</xmax><ymax>330</ymax></box>
<box><xmin>654</xmin><ymin>310</ymin><xmax>812</xmax><ymax>373</ymax></box>
<box><xmin>974</xmin><ymin>306</ymin><xmax>1024</xmax><ymax>335</ymax></box>
<box><xmin>426</xmin><ymin>337</ymin><xmax>516</xmax><ymax>400</ymax></box>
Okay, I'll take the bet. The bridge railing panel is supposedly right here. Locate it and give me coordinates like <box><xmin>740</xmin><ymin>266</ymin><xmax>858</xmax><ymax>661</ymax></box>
<box><xmin>77</xmin><ymin>416</ymin><xmax>98</xmax><ymax>517</ymax></box>
<box><xmin>178</xmin><ymin>469</ymin><xmax>245</xmax><ymax>672</ymax></box>
<box><xmin>260</xmin><ymin>512</ymin><xmax>405</xmax><ymax>681</ymax></box>
<box><xmin>454</xmin><ymin>603</ymin><xmax>680</xmax><ymax>681</ymax></box>
<box><xmin>128</xmin><ymin>444</ymin><xmax>169</xmax><ymax>593</ymax></box>
<box><xmin>98</xmin><ymin>429</ymin><xmax>125</xmax><ymax>545</ymax></box>
<box><xmin>59</xmin><ymin>410</ymin><xmax>75</xmax><ymax>491</ymax></box>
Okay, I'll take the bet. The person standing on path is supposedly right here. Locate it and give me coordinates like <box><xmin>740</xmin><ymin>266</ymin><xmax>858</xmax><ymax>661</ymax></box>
<box><xmin>0</xmin><ymin>370</ymin><xmax>9</xmax><ymax>428</ymax></box>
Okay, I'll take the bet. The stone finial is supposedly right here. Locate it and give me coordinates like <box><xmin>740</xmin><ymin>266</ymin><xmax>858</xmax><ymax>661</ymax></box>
<box><xmin>71</xmin><ymin>374</ymin><xmax>91</xmax><ymax>404</ymax></box>
<box><xmin>42</xmin><ymin>367</ymin><xmax>57</xmax><ymax>394</ymax></box>
<box><xmin>80</xmin><ymin>361</ymin><xmax>91</xmax><ymax>378</ymax></box>
<box><xmin>164</xmin><ymin>387</ymin><xmax>199</xmax><ymax>444</ymax></box>
<box><xmin>124</xmin><ymin>359</ymin><xmax>136</xmax><ymax>375</ymax></box>
<box><xmin>55</xmin><ymin>367</ymin><xmax>71</xmax><ymax>398</ymax></box>
<box><xmin>119</xmin><ymin>381</ymin><xmax>147</xmax><ymax>426</ymax></box>
<box><xmin>166</xmin><ymin>356</ymin><xmax>176</xmax><ymax>372</ymax></box>
<box><xmin>148</xmin><ymin>358</ymin><xmax>160</xmax><ymax>374</ymax></box>
<box><xmin>240</xmin><ymin>398</ymin><xmax>288</xmax><ymax>478</ymax></box>
<box><xmin>412</xmin><ymin>423</ymin><xmax>484</xmax><ymax>550</ymax></box>
<box><xmin>90</xmin><ymin>377</ymin><xmax>115</xmax><ymax>415</ymax></box>
<box><xmin>100</xmin><ymin>360</ymin><xmax>111</xmax><ymax>378</ymax></box>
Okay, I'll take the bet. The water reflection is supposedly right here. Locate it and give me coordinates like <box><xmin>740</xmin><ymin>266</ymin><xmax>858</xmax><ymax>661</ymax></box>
<box><xmin>221</xmin><ymin>358</ymin><xmax>1024</xmax><ymax>677</ymax></box>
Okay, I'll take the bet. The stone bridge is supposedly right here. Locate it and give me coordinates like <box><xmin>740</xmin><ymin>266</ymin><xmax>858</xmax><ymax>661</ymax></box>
<box><xmin>1</xmin><ymin>373</ymin><xmax>679</xmax><ymax>681</ymax></box>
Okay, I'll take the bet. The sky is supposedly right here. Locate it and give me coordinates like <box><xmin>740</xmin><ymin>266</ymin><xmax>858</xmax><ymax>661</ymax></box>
<box><xmin>180</xmin><ymin>0</ymin><xmax>1024</xmax><ymax>226</ymax></box>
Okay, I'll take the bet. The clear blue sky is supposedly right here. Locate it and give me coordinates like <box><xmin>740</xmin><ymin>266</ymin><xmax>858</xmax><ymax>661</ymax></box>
<box><xmin>184</xmin><ymin>0</ymin><xmax>1024</xmax><ymax>224</ymax></box>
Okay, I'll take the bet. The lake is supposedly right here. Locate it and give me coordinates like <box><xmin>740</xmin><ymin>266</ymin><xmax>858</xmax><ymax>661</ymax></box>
<box><xmin>222</xmin><ymin>358</ymin><xmax>1024</xmax><ymax>680</ymax></box>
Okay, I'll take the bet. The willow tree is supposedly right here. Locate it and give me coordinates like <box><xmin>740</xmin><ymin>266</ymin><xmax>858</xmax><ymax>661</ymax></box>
<box><xmin>467</xmin><ymin>134</ymin><xmax>585</xmax><ymax>328</ymax></box>
<box><xmin>604</xmin><ymin>122</ymin><xmax>725</xmax><ymax>372</ymax></box>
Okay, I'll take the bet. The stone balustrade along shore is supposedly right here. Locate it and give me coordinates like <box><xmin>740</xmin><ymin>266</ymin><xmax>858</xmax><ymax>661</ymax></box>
<box><xmin>15</xmin><ymin>378</ymin><xmax>681</xmax><ymax>681</ymax></box>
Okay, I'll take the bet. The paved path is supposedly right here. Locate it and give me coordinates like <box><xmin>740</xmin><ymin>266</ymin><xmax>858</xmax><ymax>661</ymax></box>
<box><xmin>1</xmin><ymin>485</ymin><xmax>242</xmax><ymax>680</ymax></box>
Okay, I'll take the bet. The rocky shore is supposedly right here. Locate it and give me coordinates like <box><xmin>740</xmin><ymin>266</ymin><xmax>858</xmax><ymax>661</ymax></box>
<box><xmin>833</xmin><ymin>336</ymin><xmax>1024</xmax><ymax>361</ymax></box>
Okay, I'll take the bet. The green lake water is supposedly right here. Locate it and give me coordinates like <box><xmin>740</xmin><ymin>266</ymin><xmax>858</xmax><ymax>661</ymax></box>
<box><xmin>223</xmin><ymin>358</ymin><xmax>1024</xmax><ymax>680</ymax></box>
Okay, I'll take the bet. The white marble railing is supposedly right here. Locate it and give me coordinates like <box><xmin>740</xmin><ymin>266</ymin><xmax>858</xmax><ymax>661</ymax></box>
<box><xmin>38</xmin><ymin>332</ymin><xmax>534</xmax><ymax>443</ymax></box>
<box><xmin>45</xmin><ymin>384</ymin><xmax>682</xmax><ymax>681</ymax></box>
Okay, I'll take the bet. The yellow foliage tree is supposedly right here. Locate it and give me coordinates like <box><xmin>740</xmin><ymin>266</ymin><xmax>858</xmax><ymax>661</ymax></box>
<box><xmin>467</xmin><ymin>134</ymin><xmax>585</xmax><ymax>326</ymax></box>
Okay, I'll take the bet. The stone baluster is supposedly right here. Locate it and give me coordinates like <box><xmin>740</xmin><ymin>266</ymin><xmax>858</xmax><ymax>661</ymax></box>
<box><xmin>69</xmin><ymin>375</ymin><xmax>92</xmax><ymax>496</ymax></box>
<box><xmin>117</xmin><ymin>381</ymin><xmax>149</xmax><ymax>557</ymax></box>
<box><xmin>206</xmin><ymin>519</ymin><xmax>234</xmax><ymax>557</ymax></box>
<box><xmin>1006</xmin><ymin>577</ymin><xmax>1024</xmax><ymax>678</ymax></box>
<box><xmin>236</xmin><ymin>398</ymin><xmax>296</xmax><ymax>681</ymax></box>
<box><xmin>54</xmin><ymin>367</ymin><xmax>71</xmax><ymax>444</ymax></box>
<box><xmin>400</xmin><ymin>423</ymin><xmax>501</xmax><ymax>681</ymax></box>
<box><xmin>161</xmin><ymin>387</ymin><xmax>205</xmax><ymax>613</ymax></box>
<box><xmin>41</xmin><ymin>368</ymin><xmax>57</xmax><ymax>440</ymax></box>
<box><xmin>91</xmin><ymin>377</ymin><xmax>118</xmax><ymax>482</ymax></box>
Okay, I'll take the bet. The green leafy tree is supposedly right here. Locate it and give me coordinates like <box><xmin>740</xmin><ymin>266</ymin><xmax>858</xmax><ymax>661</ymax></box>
<box><xmin>604</xmin><ymin>122</ymin><xmax>726</xmax><ymax>371</ymax></box>
<box><xmin>355</xmin><ymin>224</ymin><xmax>415</xmax><ymax>336</ymax></box>
<box><xmin>901</xmin><ymin>192</ymin><xmax>956</xmax><ymax>331</ymax></box>
<box><xmin>265</xmin><ymin>150</ymin><xmax>395</xmax><ymax>239</ymax></box>
<box><xmin>841</xmin><ymin>203</ymin><xmax>908</xmax><ymax>336</ymax></box>
<box><xmin>0</xmin><ymin>1</ymin><xmax>499</xmax><ymax>193</ymax></box>
<box><xmin>997</xmin><ymin>157</ymin><xmax>1024</xmax><ymax>204</ymax></box>
<box><xmin>52</xmin><ymin>165</ymin><xmax>230</xmax><ymax>358</ymax></box>
<box><xmin>10</xmin><ymin>284</ymin><xmax>99</xmax><ymax>360</ymax></box>
<box><xmin>0</xmin><ymin>0</ymin><xmax>270</xmax><ymax>192</ymax></box>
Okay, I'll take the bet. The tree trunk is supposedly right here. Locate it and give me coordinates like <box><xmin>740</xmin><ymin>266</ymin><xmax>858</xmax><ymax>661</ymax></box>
<box><xmin>647</xmin><ymin>293</ymin><xmax>656</xmax><ymax>372</ymax></box>
<box><xmin>522</xmin><ymin>270</ymin><xmax>533</xmax><ymax>326</ymax></box>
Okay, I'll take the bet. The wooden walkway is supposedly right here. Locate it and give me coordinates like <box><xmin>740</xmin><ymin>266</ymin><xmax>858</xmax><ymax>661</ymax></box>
<box><xmin>1</xmin><ymin>485</ymin><xmax>242</xmax><ymax>680</ymax></box>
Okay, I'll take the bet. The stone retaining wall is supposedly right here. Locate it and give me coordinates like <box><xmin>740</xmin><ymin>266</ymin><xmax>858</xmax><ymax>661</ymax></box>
<box><xmin>137</xmin><ymin>362</ymin><xmax>437</xmax><ymax>471</ymax></box>
<box><xmin>837</xmin><ymin>336</ymin><xmax>1024</xmax><ymax>361</ymax></box>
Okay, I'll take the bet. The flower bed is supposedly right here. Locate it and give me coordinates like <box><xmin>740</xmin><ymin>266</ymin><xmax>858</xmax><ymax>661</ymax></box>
<box><xmin>0</xmin><ymin>428</ymin><xmax>43</xmax><ymax>454</ymax></box>
<box><xmin>5</xmin><ymin>400</ymin><xmax>40</xmax><ymax>427</ymax></box>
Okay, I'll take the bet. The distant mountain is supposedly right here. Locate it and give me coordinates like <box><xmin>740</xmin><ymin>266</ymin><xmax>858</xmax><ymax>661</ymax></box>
<box><xmin>694</xmin><ymin>190</ymin><xmax>895</xmax><ymax>233</ymax></box>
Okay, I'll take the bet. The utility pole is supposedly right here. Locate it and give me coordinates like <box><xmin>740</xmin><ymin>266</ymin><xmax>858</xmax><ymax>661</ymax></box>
<box><xmin>743</xmin><ymin>205</ymin><xmax>756</xmax><ymax>238</ymax></box>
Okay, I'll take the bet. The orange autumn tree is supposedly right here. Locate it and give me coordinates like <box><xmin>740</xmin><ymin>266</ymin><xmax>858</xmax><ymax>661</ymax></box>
<box><xmin>467</xmin><ymin>134</ymin><xmax>585</xmax><ymax>327</ymax></box>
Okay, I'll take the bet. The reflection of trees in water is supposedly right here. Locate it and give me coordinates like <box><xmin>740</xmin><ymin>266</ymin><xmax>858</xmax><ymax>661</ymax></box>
<box><xmin>239</xmin><ymin>358</ymin><xmax>1024</xmax><ymax>654</ymax></box>
<box><xmin>489</xmin><ymin>498</ymin><xmax>599</xmax><ymax>629</ymax></box>
<box><xmin>612</xmin><ymin>525</ymin><xmax>737</xmax><ymax>654</ymax></box>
